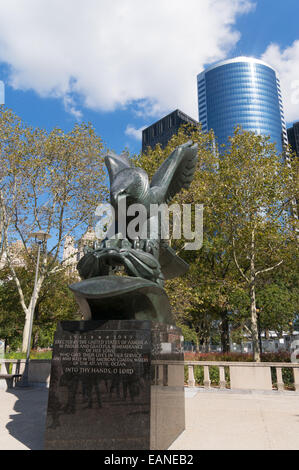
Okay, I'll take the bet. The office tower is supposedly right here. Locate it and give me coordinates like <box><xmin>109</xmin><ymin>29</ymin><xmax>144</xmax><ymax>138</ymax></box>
<box><xmin>197</xmin><ymin>57</ymin><xmax>288</xmax><ymax>152</ymax></box>
<box><xmin>287</xmin><ymin>122</ymin><xmax>299</xmax><ymax>157</ymax></box>
<box><xmin>142</xmin><ymin>109</ymin><xmax>199</xmax><ymax>153</ymax></box>
<box><xmin>0</xmin><ymin>81</ymin><xmax>4</xmax><ymax>105</ymax></box>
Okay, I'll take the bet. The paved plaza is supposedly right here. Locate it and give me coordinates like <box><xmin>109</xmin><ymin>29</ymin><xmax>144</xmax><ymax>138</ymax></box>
<box><xmin>170</xmin><ymin>388</ymin><xmax>299</xmax><ymax>450</ymax></box>
<box><xmin>1</xmin><ymin>387</ymin><xmax>299</xmax><ymax>450</ymax></box>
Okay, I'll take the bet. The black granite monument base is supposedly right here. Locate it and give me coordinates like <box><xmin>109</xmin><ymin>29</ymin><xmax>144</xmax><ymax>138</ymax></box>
<box><xmin>44</xmin><ymin>320</ymin><xmax>185</xmax><ymax>450</ymax></box>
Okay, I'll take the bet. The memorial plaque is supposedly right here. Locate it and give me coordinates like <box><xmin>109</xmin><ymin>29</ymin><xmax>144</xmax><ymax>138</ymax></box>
<box><xmin>44</xmin><ymin>320</ymin><xmax>184</xmax><ymax>450</ymax></box>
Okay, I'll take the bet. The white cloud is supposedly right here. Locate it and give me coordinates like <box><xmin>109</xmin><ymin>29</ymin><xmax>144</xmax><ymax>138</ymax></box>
<box><xmin>0</xmin><ymin>0</ymin><xmax>255</xmax><ymax>120</ymax></box>
<box><xmin>125</xmin><ymin>125</ymin><xmax>146</xmax><ymax>141</ymax></box>
<box><xmin>261</xmin><ymin>41</ymin><xmax>299</xmax><ymax>124</ymax></box>
<box><xmin>63</xmin><ymin>95</ymin><xmax>83</xmax><ymax>120</ymax></box>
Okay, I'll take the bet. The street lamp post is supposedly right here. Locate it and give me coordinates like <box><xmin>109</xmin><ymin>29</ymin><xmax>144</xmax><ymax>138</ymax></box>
<box><xmin>19</xmin><ymin>230</ymin><xmax>51</xmax><ymax>387</ymax></box>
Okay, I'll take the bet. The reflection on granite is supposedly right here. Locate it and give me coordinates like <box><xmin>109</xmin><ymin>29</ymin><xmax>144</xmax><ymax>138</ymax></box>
<box><xmin>44</xmin><ymin>320</ymin><xmax>184</xmax><ymax>450</ymax></box>
<box><xmin>150</xmin><ymin>323</ymin><xmax>185</xmax><ymax>450</ymax></box>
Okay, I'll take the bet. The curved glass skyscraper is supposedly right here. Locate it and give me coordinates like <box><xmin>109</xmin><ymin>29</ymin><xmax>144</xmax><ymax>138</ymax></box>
<box><xmin>197</xmin><ymin>57</ymin><xmax>288</xmax><ymax>152</ymax></box>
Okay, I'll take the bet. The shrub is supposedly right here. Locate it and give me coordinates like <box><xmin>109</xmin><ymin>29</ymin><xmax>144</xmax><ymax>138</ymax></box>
<box><xmin>5</xmin><ymin>349</ymin><xmax>52</xmax><ymax>360</ymax></box>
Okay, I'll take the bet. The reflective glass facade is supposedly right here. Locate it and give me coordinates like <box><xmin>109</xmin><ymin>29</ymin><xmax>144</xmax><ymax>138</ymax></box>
<box><xmin>142</xmin><ymin>109</ymin><xmax>199</xmax><ymax>153</ymax></box>
<box><xmin>197</xmin><ymin>57</ymin><xmax>287</xmax><ymax>152</ymax></box>
<box><xmin>287</xmin><ymin>122</ymin><xmax>299</xmax><ymax>157</ymax></box>
<box><xmin>0</xmin><ymin>81</ymin><xmax>4</xmax><ymax>105</ymax></box>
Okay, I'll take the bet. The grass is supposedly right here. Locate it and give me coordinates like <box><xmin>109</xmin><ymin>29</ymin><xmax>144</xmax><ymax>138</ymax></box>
<box><xmin>4</xmin><ymin>350</ymin><xmax>52</xmax><ymax>360</ymax></box>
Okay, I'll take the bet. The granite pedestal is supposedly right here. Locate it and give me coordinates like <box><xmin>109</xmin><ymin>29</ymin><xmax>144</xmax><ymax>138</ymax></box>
<box><xmin>44</xmin><ymin>320</ymin><xmax>185</xmax><ymax>450</ymax></box>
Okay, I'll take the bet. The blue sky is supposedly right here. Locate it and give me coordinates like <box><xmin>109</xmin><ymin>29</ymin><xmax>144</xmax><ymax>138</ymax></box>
<box><xmin>0</xmin><ymin>0</ymin><xmax>299</xmax><ymax>156</ymax></box>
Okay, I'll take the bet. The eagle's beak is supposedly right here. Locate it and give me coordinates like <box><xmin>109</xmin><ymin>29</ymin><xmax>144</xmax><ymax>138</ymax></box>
<box><xmin>111</xmin><ymin>191</ymin><xmax>127</xmax><ymax>208</ymax></box>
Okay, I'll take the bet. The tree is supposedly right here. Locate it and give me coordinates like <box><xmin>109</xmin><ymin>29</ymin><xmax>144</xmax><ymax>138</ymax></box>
<box><xmin>0</xmin><ymin>106</ymin><xmax>36</xmax><ymax>267</ymax></box>
<box><xmin>218</xmin><ymin>128</ymin><xmax>297</xmax><ymax>361</ymax></box>
<box><xmin>138</xmin><ymin>125</ymin><xmax>238</xmax><ymax>351</ymax></box>
<box><xmin>0</xmin><ymin>106</ymin><xmax>108</xmax><ymax>352</ymax></box>
<box><xmin>138</xmin><ymin>126</ymin><xmax>298</xmax><ymax>360</ymax></box>
<box><xmin>0</xmin><ymin>265</ymin><xmax>79</xmax><ymax>351</ymax></box>
<box><xmin>256</xmin><ymin>248</ymin><xmax>299</xmax><ymax>337</ymax></box>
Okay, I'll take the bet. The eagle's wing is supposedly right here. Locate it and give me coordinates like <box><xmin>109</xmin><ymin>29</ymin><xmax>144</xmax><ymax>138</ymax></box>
<box><xmin>150</xmin><ymin>141</ymin><xmax>198</xmax><ymax>203</ymax></box>
<box><xmin>105</xmin><ymin>150</ymin><xmax>131</xmax><ymax>184</ymax></box>
<box><xmin>159</xmin><ymin>243</ymin><xmax>189</xmax><ymax>279</ymax></box>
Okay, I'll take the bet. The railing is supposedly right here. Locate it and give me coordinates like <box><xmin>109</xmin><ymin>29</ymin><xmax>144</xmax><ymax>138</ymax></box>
<box><xmin>184</xmin><ymin>361</ymin><xmax>299</xmax><ymax>392</ymax></box>
<box><xmin>1</xmin><ymin>358</ymin><xmax>299</xmax><ymax>392</ymax></box>
<box><xmin>0</xmin><ymin>359</ymin><xmax>26</xmax><ymax>375</ymax></box>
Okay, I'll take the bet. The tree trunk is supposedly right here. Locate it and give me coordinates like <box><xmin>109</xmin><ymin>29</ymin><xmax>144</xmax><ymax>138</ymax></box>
<box><xmin>257</xmin><ymin>310</ymin><xmax>263</xmax><ymax>355</ymax></box>
<box><xmin>203</xmin><ymin>335</ymin><xmax>210</xmax><ymax>353</ymax></box>
<box><xmin>21</xmin><ymin>275</ymin><xmax>44</xmax><ymax>353</ymax></box>
<box><xmin>250</xmin><ymin>283</ymin><xmax>260</xmax><ymax>361</ymax></box>
<box><xmin>21</xmin><ymin>309</ymin><xmax>31</xmax><ymax>353</ymax></box>
<box><xmin>250</xmin><ymin>228</ymin><xmax>261</xmax><ymax>362</ymax></box>
<box><xmin>32</xmin><ymin>330</ymin><xmax>39</xmax><ymax>350</ymax></box>
<box><xmin>220</xmin><ymin>310</ymin><xmax>230</xmax><ymax>353</ymax></box>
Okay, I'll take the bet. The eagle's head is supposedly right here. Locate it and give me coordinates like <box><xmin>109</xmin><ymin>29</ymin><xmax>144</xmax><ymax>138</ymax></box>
<box><xmin>110</xmin><ymin>167</ymin><xmax>149</xmax><ymax>208</ymax></box>
<box><xmin>105</xmin><ymin>151</ymin><xmax>150</xmax><ymax>210</ymax></box>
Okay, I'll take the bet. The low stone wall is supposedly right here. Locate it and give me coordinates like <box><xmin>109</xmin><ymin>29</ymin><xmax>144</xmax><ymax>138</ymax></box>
<box><xmin>184</xmin><ymin>361</ymin><xmax>299</xmax><ymax>392</ymax></box>
<box><xmin>0</xmin><ymin>359</ymin><xmax>51</xmax><ymax>389</ymax></box>
<box><xmin>27</xmin><ymin>360</ymin><xmax>51</xmax><ymax>387</ymax></box>
<box><xmin>1</xmin><ymin>359</ymin><xmax>299</xmax><ymax>392</ymax></box>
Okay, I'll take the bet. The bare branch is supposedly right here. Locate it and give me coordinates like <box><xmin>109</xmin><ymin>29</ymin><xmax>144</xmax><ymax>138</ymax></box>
<box><xmin>31</xmin><ymin>178</ymin><xmax>42</xmax><ymax>230</ymax></box>
<box><xmin>5</xmin><ymin>242</ymin><xmax>28</xmax><ymax>313</ymax></box>
<box><xmin>47</xmin><ymin>214</ymin><xmax>88</xmax><ymax>261</ymax></box>
<box><xmin>243</xmin><ymin>324</ymin><xmax>252</xmax><ymax>336</ymax></box>
<box><xmin>256</xmin><ymin>260</ymin><xmax>283</xmax><ymax>276</ymax></box>
<box><xmin>232</xmin><ymin>235</ymin><xmax>250</xmax><ymax>284</ymax></box>
<box><xmin>14</xmin><ymin>208</ymin><xmax>35</xmax><ymax>263</ymax></box>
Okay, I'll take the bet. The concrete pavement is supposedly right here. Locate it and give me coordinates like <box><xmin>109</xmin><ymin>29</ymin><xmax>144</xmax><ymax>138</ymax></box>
<box><xmin>0</xmin><ymin>387</ymin><xmax>48</xmax><ymax>450</ymax></box>
<box><xmin>1</xmin><ymin>387</ymin><xmax>299</xmax><ymax>450</ymax></box>
<box><xmin>170</xmin><ymin>388</ymin><xmax>299</xmax><ymax>450</ymax></box>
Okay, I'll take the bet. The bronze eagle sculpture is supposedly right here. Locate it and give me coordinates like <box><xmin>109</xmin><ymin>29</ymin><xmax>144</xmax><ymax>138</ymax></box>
<box><xmin>77</xmin><ymin>140</ymin><xmax>198</xmax><ymax>287</ymax></box>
